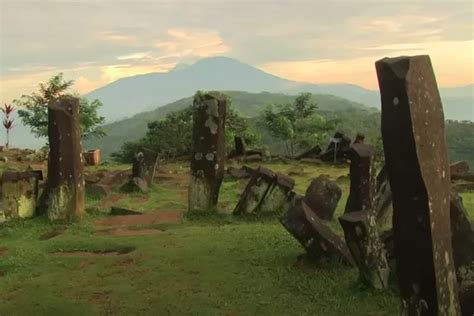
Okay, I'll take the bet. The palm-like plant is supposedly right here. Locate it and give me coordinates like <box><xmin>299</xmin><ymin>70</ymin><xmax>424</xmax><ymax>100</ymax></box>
<box><xmin>1</xmin><ymin>104</ymin><xmax>15</xmax><ymax>149</ymax></box>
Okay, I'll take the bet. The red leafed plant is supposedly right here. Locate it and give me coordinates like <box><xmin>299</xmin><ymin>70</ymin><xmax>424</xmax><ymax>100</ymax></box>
<box><xmin>1</xmin><ymin>103</ymin><xmax>15</xmax><ymax>149</ymax></box>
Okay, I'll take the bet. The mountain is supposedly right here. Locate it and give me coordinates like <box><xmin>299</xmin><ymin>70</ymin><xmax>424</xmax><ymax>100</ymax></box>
<box><xmin>9</xmin><ymin>56</ymin><xmax>473</xmax><ymax>149</ymax></box>
<box><xmin>84</xmin><ymin>91</ymin><xmax>373</xmax><ymax>158</ymax></box>
<box><xmin>84</xmin><ymin>56</ymin><xmax>472</xmax><ymax>122</ymax></box>
<box><xmin>84</xmin><ymin>56</ymin><xmax>382</xmax><ymax>123</ymax></box>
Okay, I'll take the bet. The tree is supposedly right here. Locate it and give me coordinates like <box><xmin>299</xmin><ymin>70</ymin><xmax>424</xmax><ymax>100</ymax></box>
<box><xmin>15</xmin><ymin>73</ymin><xmax>106</xmax><ymax>140</ymax></box>
<box><xmin>111</xmin><ymin>95</ymin><xmax>259</xmax><ymax>163</ymax></box>
<box><xmin>260</xmin><ymin>92</ymin><xmax>333</xmax><ymax>156</ymax></box>
<box><xmin>1</xmin><ymin>104</ymin><xmax>15</xmax><ymax>149</ymax></box>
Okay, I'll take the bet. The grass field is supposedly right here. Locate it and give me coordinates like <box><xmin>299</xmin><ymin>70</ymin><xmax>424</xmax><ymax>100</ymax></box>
<box><xmin>0</xmin><ymin>160</ymin><xmax>472</xmax><ymax>315</ymax></box>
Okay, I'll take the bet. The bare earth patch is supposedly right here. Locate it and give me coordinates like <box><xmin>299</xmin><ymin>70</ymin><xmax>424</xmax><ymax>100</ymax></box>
<box><xmin>95</xmin><ymin>210</ymin><xmax>182</xmax><ymax>227</ymax></box>
<box><xmin>0</xmin><ymin>246</ymin><xmax>8</xmax><ymax>257</ymax></box>
<box><xmin>95</xmin><ymin>227</ymin><xmax>165</xmax><ymax>237</ymax></box>
<box><xmin>51</xmin><ymin>250</ymin><xmax>134</xmax><ymax>257</ymax></box>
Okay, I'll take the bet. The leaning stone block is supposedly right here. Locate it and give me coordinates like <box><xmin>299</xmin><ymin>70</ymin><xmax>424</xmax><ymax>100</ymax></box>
<box><xmin>1</xmin><ymin>171</ymin><xmax>43</xmax><ymax>221</ymax></box>
<box><xmin>39</xmin><ymin>96</ymin><xmax>85</xmax><ymax>221</ymax></box>
<box><xmin>376</xmin><ymin>55</ymin><xmax>460</xmax><ymax>314</ymax></box>
<box><xmin>280</xmin><ymin>199</ymin><xmax>354</xmax><ymax>265</ymax></box>
<box><xmin>339</xmin><ymin>210</ymin><xmax>390</xmax><ymax>289</ymax></box>
<box><xmin>233</xmin><ymin>167</ymin><xmax>294</xmax><ymax>216</ymax></box>
<box><xmin>188</xmin><ymin>92</ymin><xmax>227</xmax><ymax>212</ymax></box>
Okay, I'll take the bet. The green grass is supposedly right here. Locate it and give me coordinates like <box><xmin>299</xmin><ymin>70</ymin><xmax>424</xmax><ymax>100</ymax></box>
<box><xmin>0</xmin><ymin>161</ymin><xmax>472</xmax><ymax>315</ymax></box>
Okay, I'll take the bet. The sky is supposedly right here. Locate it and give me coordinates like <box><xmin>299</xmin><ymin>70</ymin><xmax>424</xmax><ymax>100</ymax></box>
<box><xmin>0</xmin><ymin>0</ymin><xmax>473</xmax><ymax>104</ymax></box>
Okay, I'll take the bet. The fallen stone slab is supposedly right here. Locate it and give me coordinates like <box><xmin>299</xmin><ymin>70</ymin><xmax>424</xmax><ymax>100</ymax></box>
<box><xmin>295</xmin><ymin>145</ymin><xmax>322</xmax><ymax>160</ymax></box>
<box><xmin>233</xmin><ymin>167</ymin><xmax>294</xmax><ymax>216</ymax></box>
<box><xmin>280</xmin><ymin>199</ymin><xmax>354</xmax><ymax>265</ymax></box>
<box><xmin>450</xmin><ymin>161</ymin><xmax>470</xmax><ymax>176</ymax></box>
<box><xmin>243</xmin><ymin>154</ymin><xmax>262</xmax><ymax>163</ymax></box>
<box><xmin>227</xmin><ymin>166</ymin><xmax>251</xmax><ymax>180</ymax></box>
<box><xmin>451</xmin><ymin>172</ymin><xmax>474</xmax><ymax>182</ymax></box>
<box><xmin>339</xmin><ymin>210</ymin><xmax>390</xmax><ymax>289</ymax></box>
<box><xmin>303</xmin><ymin>175</ymin><xmax>341</xmax><ymax>221</ymax></box>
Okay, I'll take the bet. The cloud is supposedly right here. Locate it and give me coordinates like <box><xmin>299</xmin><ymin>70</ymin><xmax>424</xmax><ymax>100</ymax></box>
<box><xmin>154</xmin><ymin>28</ymin><xmax>230</xmax><ymax>59</ymax></box>
<box><xmin>0</xmin><ymin>0</ymin><xmax>472</xmax><ymax>102</ymax></box>
<box><xmin>261</xmin><ymin>40</ymin><xmax>474</xmax><ymax>89</ymax></box>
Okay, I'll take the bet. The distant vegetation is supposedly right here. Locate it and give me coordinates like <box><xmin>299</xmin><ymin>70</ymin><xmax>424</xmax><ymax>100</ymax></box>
<box><xmin>88</xmin><ymin>91</ymin><xmax>371</xmax><ymax>158</ymax></box>
<box><xmin>111</xmin><ymin>93</ymin><xmax>259</xmax><ymax>163</ymax></box>
<box><xmin>16</xmin><ymin>73</ymin><xmax>106</xmax><ymax>141</ymax></box>
<box><xmin>90</xmin><ymin>90</ymin><xmax>473</xmax><ymax>167</ymax></box>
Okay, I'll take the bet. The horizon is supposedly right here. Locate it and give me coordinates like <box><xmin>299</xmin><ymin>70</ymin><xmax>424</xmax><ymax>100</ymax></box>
<box><xmin>1</xmin><ymin>0</ymin><xmax>473</xmax><ymax>104</ymax></box>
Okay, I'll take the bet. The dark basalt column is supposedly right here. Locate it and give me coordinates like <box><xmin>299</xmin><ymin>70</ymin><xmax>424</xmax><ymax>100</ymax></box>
<box><xmin>376</xmin><ymin>55</ymin><xmax>460</xmax><ymax>315</ymax></box>
<box><xmin>234</xmin><ymin>136</ymin><xmax>246</xmax><ymax>157</ymax></box>
<box><xmin>449</xmin><ymin>191</ymin><xmax>474</xmax><ymax>315</ymax></box>
<box><xmin>233</xmin><ymin>167</ymin><xmax>294</xmax><ymax>216</ymax></box>
<box><xmin>280</xmin><ymin>198</ymin><xmax>354</xmax><ymax>265</ymax></box>
<box><xmin>344</xmin><ymin>143</ymin><xmax>375</xmax><ymax>214</ymax></box>
<box><xmin>41</xmin><ymin>96</ymin><xmax>85</xmax><ymax>221</ymax></box>
<box><xmin>188</xmin><ymin>92</ymin><xmax>227</xmax><ymax>212</ymax></box>
<box><xmin>339</xmin><ymin>210</ymin><xmax>390</xmax><ymax>289</ymax></box>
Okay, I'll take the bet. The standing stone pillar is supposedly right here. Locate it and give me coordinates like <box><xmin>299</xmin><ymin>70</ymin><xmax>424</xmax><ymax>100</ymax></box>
<box><xmin>188</xmin><ymin>92</ymin><xmax>227</xmax><ymax>212</ymax></box>
<box><xmin>376</xmin><ymin>55</ymin><xmax>460</xmax><ymax>315</ymax></box>
<box><xmin>234</xmin><ymin>136</ymin><xmax>246</xmax><ymax>157</ymax></box>
<box><xmin>344</xmin><ymin>143</ymin><xmax>375</xmax><ymax>214</ymax></box>
<box><xmin>41</xmin><ymin>96</ymin><xmax>85</xmax><ymax>221</ymax></box>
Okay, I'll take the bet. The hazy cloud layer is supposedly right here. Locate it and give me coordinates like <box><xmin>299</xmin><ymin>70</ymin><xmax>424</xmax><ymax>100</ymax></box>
<box><xmin>1</xmin><ymin>0</ymin><xmax>473</xmax><ymax>103</ymax></box>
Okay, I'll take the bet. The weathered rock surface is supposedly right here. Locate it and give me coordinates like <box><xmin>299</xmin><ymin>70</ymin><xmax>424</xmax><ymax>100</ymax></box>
<box><xmin>377</xmin><ymin>55</ymin><xmax>460</xmax><ymax>314</ymax></box>
<box><xmin>1</xmin><ymin>171</ymin><xmax>43</xmax><ymax>221</ymax></box>
<box><xmin>280</xmin><ymin>198</ymin><xmax>354</xmax><ymax>265</ymax></box>
<box><xmin>188</xmin><ymin>92</ymin><xmax>227</xmax><ymax>212</ymax></box>
<box><xmin>450</xmin><ymin>161</ymin><xmax>470</xmax><ymax>176</ymax></box>
<box><xmin>449</xmin><ymin>191</ymin><xmax>474</xmax><ymax>315</ymax></box>
<box><xmin>344</xmin><ymin>143</ymin><xmax>375</xmax><ymax>214</ymax></box>
<box><xmin>339</xmin><ymin>210</ymin><xmax>390</xmax><ymax>289</ymax></box>
<box><xmin>39</xmin><ymin>96</ymin><xmax>85</xmax><ymax>221</ymax></box>
<box><xmin>233</xmin><ymin>167</ymin><xmax>294</xmax><ymax>216</ymax></box>
<box><xmin>303</xmin><ymin>175</ymin><xmax>341</xmax><ymax>221</ymax></box>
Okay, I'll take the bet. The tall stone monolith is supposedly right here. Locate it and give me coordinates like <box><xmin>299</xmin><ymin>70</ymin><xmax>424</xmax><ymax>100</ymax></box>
<box><xmin>376</xmin><ymin>55</ymin><xmax>460</xmax><ymax>315</ymax></box>
<box><xmin>188</xmin><ymin>92</ymin><xmax>227</xmax><ymax>212</ymax></box>
<box><xmin>40</xmin><ymin>96</ymin><xmax>85</xmax><ymax>221</ymax></box>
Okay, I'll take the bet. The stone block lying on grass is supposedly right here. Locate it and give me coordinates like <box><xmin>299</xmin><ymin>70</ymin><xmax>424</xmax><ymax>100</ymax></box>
<box><xmin>1</xmin><ymin>170</ymin><xmax>43</xmax><ymax>221</ymax></box>
<box><xmin>233</xmin><ymin>166</ymin><xmax>294</xmax><ymax>216</ymax></box>
<box><xmin>280</xmin><ymin>198</ymin><xmax>354</xmax><ymax>266</ymax></box>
